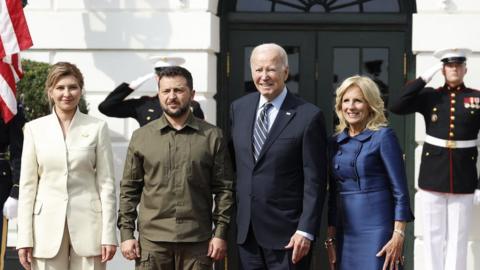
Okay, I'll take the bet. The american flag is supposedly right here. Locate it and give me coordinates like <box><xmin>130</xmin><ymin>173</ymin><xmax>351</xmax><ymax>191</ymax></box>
<box><xmin>0</xmin><ymin>0</ymin><xmax>32</xmax><ymax>123</ymax></box>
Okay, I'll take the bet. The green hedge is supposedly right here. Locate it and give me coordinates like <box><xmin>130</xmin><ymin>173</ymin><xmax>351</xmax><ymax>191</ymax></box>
<box><xmin>17</xmin><ymin>59</ymin><xmax>88</xmax><ymax>121</ymax></box>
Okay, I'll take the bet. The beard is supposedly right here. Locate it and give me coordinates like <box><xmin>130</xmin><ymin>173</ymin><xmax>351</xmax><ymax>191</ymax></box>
<box><xmin>162</xmin><ymin>102</ymin><xmax>191</xmax><ymax>118</ymax></box>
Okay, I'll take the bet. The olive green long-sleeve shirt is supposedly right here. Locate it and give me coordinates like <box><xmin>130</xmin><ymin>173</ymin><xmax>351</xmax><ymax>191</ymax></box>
<box><xmin>118</xmin><ymin>113</ymin><xmax>234</xmax><ymax>243</ymax></box>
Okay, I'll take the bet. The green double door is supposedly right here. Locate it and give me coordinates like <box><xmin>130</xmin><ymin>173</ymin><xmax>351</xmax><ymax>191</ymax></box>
<box><xmin>223</xmin><ymin>30</ymin><xmax>413</xmax><ymax>269</ymax></box>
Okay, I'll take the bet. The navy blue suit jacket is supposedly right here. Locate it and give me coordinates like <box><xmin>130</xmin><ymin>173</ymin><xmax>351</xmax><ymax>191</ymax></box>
<box><xmin>230</xmin><ymin>91</ymin><xmax>327</xmax><ymax>249</ymax></box>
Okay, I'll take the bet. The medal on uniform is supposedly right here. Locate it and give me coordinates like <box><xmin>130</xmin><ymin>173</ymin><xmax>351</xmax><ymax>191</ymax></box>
<box><xmin>431</xmin><ymin>114</ymin><xmax>438</xmax><ymax>122</ymax></box>
<box><xmin>465</xmin><ymin>97</ymin><xmax>473</xmax><ymax>109</ymax></box>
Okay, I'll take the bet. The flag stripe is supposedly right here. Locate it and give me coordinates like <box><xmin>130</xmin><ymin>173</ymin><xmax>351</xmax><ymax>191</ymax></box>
<box><xmin>0</xmin><ymin>0</ymin><xmax>20</xmax><ymax>57</ymax></box>
<box><xmin>0</xmin><ymin>0</ymin><xmax>32</xmax><ymax>58</ymax></box>
<box><xmin>0</xmin><ymin>58</ymin><xmax>18</xmax><ymax>122</ymax></box>
<box><xmin>6</xmin><ymin>0</ymin><xmax>32</xmax><ymax>51</ymax></box>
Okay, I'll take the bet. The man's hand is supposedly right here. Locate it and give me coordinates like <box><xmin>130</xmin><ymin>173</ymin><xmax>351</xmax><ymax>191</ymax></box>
<box><xmin>420</xmin><ymin>62</ymin><xmax>443</xmax><ymax>83</ymax></box>
<box><xmin>18</xmin><ymin>247</ymin><xmax>33</xmax><ymax>270</ymax></box>
<box><xmin>284</xmin><ymin>233</ymin><xmax>311</xmax><ymax>264</ymax></box>
<box><xmin>3</xmin><ymin>197</ymin><xmax>18</xmax><ymax>219</ymax></box>
<box><xmin>129</xmin><ymin>73</ymin><xmax>156</xmax><ymax>90</ymax></box>
<box><xmin>121</xmin><ymin>239</ymin><xmax>141</xmax><ymax>260</ymax></box>
<box><xmin>101</xmin><ymin>245</ymin><xmax>117</xmax><ymax>262</ymax></box>
<box><xmin>207</xmin><ymin>237</ymin><xmax>227</xmax><ymax>261</ymax></box>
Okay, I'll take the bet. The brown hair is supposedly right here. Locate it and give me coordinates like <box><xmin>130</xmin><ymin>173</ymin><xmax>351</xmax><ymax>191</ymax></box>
<box><xmin>45</xmin><ymin>62</ymin><xmax>84</xmax><ymax>94</ymax></box>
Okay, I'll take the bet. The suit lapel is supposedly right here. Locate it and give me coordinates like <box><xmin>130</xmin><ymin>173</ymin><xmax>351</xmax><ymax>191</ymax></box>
<box><xmin>237</xmin><ymin>93</ymin><xmax>260</xmax><ymax>167</ymax></box>
<box><xmin>255</xmin><ymin>92</ymin><xmax>297</xmax><ymax>163</ymax></box>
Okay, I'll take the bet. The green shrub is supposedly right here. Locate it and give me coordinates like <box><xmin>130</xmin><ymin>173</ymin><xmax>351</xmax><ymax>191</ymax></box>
<box><xmin>17</xmin><ymin>59</ymin><xmax>88</xmax><ymax>121</ymax></box>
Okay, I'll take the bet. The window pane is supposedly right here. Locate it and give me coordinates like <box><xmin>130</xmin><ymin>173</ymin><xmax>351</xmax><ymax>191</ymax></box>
<box><xmin>235</xmin><ymin>0</ymin><xmax>400</xmax><ymax>13</ymax></box>
<box><xmin>362</xmin><ymin>48</ymin><xmax>389</xmax><ymax>107</ymax></box>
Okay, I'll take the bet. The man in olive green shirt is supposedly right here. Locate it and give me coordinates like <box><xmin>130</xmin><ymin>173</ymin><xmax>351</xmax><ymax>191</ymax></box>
<box><xmin>117</xmin><ymin>66</ymin><xmax>234</xmax><ymax>270</ymax></box>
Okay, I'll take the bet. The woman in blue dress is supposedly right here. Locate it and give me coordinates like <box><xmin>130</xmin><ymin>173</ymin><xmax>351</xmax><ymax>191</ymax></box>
<box><xmin>327</xmin><ymin>75</ymin><xmax>414</xmax><ymax>270</ymax></box>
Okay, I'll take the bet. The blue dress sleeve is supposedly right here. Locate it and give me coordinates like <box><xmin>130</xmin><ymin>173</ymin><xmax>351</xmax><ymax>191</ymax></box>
<box><xmin>379</xmin><ymin>128</ymin><xmax>414</xmax><ymax>222</ymax></box>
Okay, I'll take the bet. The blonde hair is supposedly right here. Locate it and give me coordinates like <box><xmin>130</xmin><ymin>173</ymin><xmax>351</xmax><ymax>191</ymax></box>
<box><xmin>334</xmin><ymin>75</ymin><xmax>387</xmax><ymax>134</ymax></box>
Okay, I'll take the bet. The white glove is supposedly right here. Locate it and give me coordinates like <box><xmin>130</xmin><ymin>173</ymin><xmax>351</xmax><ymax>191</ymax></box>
<box><xmin>3</xmin><ymin>197</ymin><xmax>18</xmax><ymax>219</ymax></box>
<box><xmin>129</xmin><ymin>73</ymin><xmax>156</xmax><ymax>90</ymax></box>
<box><xmin>474</xmin><ymin>189</ymin><xmax>480</xmax><ymax>206</ymax></box>
<box><xmin>420</xmin><ymin>62</ymin><xmax>443</xmax><ymax>83</ymax></box>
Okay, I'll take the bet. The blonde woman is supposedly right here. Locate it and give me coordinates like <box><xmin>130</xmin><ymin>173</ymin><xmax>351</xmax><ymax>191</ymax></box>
<box><xmin>326</xmin><ymin>75</ymin><xmax>413</xmax><ymax>270</ymax></box>
<box><xmin>17</xmin><ymin>62</ymin><xmax>117</xmax><ymax>270</ymax></box>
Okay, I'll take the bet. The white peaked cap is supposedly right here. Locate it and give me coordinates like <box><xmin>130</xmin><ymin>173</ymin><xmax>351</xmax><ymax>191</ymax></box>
<box><xmin>433</xmin><ymin>48</ymin><xmax>472</xmax><ymax>63</ymax></box>
<box><xmin>149</xmin><ymin>56</ymin><xmax>186</xmax><ymax>68</ymax></box>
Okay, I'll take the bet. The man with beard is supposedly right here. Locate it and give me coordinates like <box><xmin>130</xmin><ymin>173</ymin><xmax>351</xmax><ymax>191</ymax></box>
<box><xmin>117</xmin><ymin>66</ymin><xmax>234</xmax><ymax>270</ymax></box>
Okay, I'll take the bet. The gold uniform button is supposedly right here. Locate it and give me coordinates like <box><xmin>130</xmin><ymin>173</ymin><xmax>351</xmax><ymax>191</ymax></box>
<box><xmin>450</xmin><ymin>124</ymin><xmax>454</xmax><ymax>129</ymax></box>
<box><xmin>450</xmin><ymin>116</ymin><xmax>455</xmax><ymax>120</ymax></box>
<box><xmin>146</xmin><ymin>116</ymin><xmax>151</xmax><ymax>121</ymax></box>
<box><xmin>451</xmin><ymin>93</ymin><xmax>456</xmax><ymax>98</ymax></box>
<box><xmin>449</xmin><ymin>132</ymin><xmax>454</xmax><ymax>137</ymax></box>
<box><xmin>2</xmin><ymin>171</ymin><xmax>6</xmax><ymax>176</ymax></box>
<box><xmin>451</xmin><ymin>100</ymin><xmax>456</xmax><ymax>104</ymax></box>
<box><xmin>450</xmin><ymin>107</ymin><xmax>455</xmax><ymax>112</ymax></box>
<box><xmin>433</xmin><ymin>107</ymin><xmax>438</xmax><ymax>112</ymax></box>
<box><xmin>426</xmin><ymin>152</ymin><xmax>430</xmax><ymax>156</ymax></box>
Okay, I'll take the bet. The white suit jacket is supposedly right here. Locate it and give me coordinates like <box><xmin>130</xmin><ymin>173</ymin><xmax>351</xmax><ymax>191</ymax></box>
<box><xmin>17</xmin><ymin>110</ymin><xmax>117</xmax><ymax>258</ymax></box>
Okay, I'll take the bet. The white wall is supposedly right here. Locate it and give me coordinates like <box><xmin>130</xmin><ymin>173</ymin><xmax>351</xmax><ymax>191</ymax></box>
<box><xmin>9</xmin><ymin>1</ymin><xmax>219</xmax><ymax>269</ymax></box>
<box><xmin>413</xmin><ymin>1</ymin><xmax>480</xmax><ymax>269</ymax></box>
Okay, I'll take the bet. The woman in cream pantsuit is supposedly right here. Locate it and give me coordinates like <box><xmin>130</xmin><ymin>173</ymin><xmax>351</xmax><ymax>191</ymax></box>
<box><xmin>17</xmin><ymin>62</ymin><xmax>117</xmax><ymax>270</ymax></box>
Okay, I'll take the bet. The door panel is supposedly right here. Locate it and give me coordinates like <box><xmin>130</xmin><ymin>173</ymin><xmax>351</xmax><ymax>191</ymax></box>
<box><xmin>224</xmin><ymin>30</ymin><xmax>410</xmax><ymax>270</ymax></box>
<box><xmin>317</xmin><ymin>31</ymin><xmax>405</xmax><ymax>142</ymax></box>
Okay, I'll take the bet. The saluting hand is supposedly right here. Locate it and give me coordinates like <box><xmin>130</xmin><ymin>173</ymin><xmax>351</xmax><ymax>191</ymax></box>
<box><xmin>285</xmin><ymin>233</ymin><xmax>311</xmax><ymax>264</ymax></box>
<box><xmin>121</xmin><ymin>239</ymin><xmax>141</xmax><ymax>260</ymax></box>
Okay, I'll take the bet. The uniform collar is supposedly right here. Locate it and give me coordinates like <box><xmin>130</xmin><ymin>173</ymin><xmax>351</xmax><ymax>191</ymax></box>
<box><xmin>157</xmin><ymin>111</ymin><xmax>199</xmax><ymax>131</ymax></box>
<box><xmin>443</xmin><ymin>82</ymin><xmax>466</xmax><ymax>92</ymax></box>
<box><xmin>336</xmin><ymin>128</ymin><xmax>374</xmax><ymax>143</ymax></box>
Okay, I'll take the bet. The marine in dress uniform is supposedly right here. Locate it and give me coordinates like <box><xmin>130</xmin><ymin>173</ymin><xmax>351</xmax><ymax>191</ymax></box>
<box><xmin>389</xmin><ymin>48</ymin><xmax>480</xmax><ymax>270</ymax></box>
<box><xmin>0</xmin><ymin>105</ymin><xmax>25</xmax><ymax>270</ymax></box>
<box><xmin>98</xmin><ymin>57</ymin><xmax>204</xmax><ymax>126</ymax></box>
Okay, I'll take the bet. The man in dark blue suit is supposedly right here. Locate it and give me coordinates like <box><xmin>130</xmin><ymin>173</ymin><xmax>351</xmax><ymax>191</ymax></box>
<box><xmin>230</xmin><ymin>43</ymin><xmax>327</xmax><ymax>269</ymax></box>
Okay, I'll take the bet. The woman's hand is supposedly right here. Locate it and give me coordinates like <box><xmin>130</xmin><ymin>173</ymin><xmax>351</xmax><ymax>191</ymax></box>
<box><xmin>18</xmin><ymin>247</ymin><xmax>33</xmax><ymax>270</ymax></box>
<box><xmin>376</xmin><ymin>221</ymin><xmax>406</xmax><ymax>270</ymax></box>
<box><xmin>101</xmin><ymin>245</ymin><xmax>117</xmax><ymax>262</ymax></box>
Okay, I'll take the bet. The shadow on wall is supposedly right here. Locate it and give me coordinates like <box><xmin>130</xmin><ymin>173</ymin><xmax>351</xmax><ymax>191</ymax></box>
<box><xmin>81</xmin><ymin>0</ymin><xmax>173</xmax><ymax>93</ymax></box>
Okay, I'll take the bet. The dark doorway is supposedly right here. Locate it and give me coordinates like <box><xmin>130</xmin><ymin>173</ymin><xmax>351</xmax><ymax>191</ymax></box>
<box><xmin>217</xmin><ymin>1</ymin><xmax>416</xmax><ymax>269</ymax></box>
